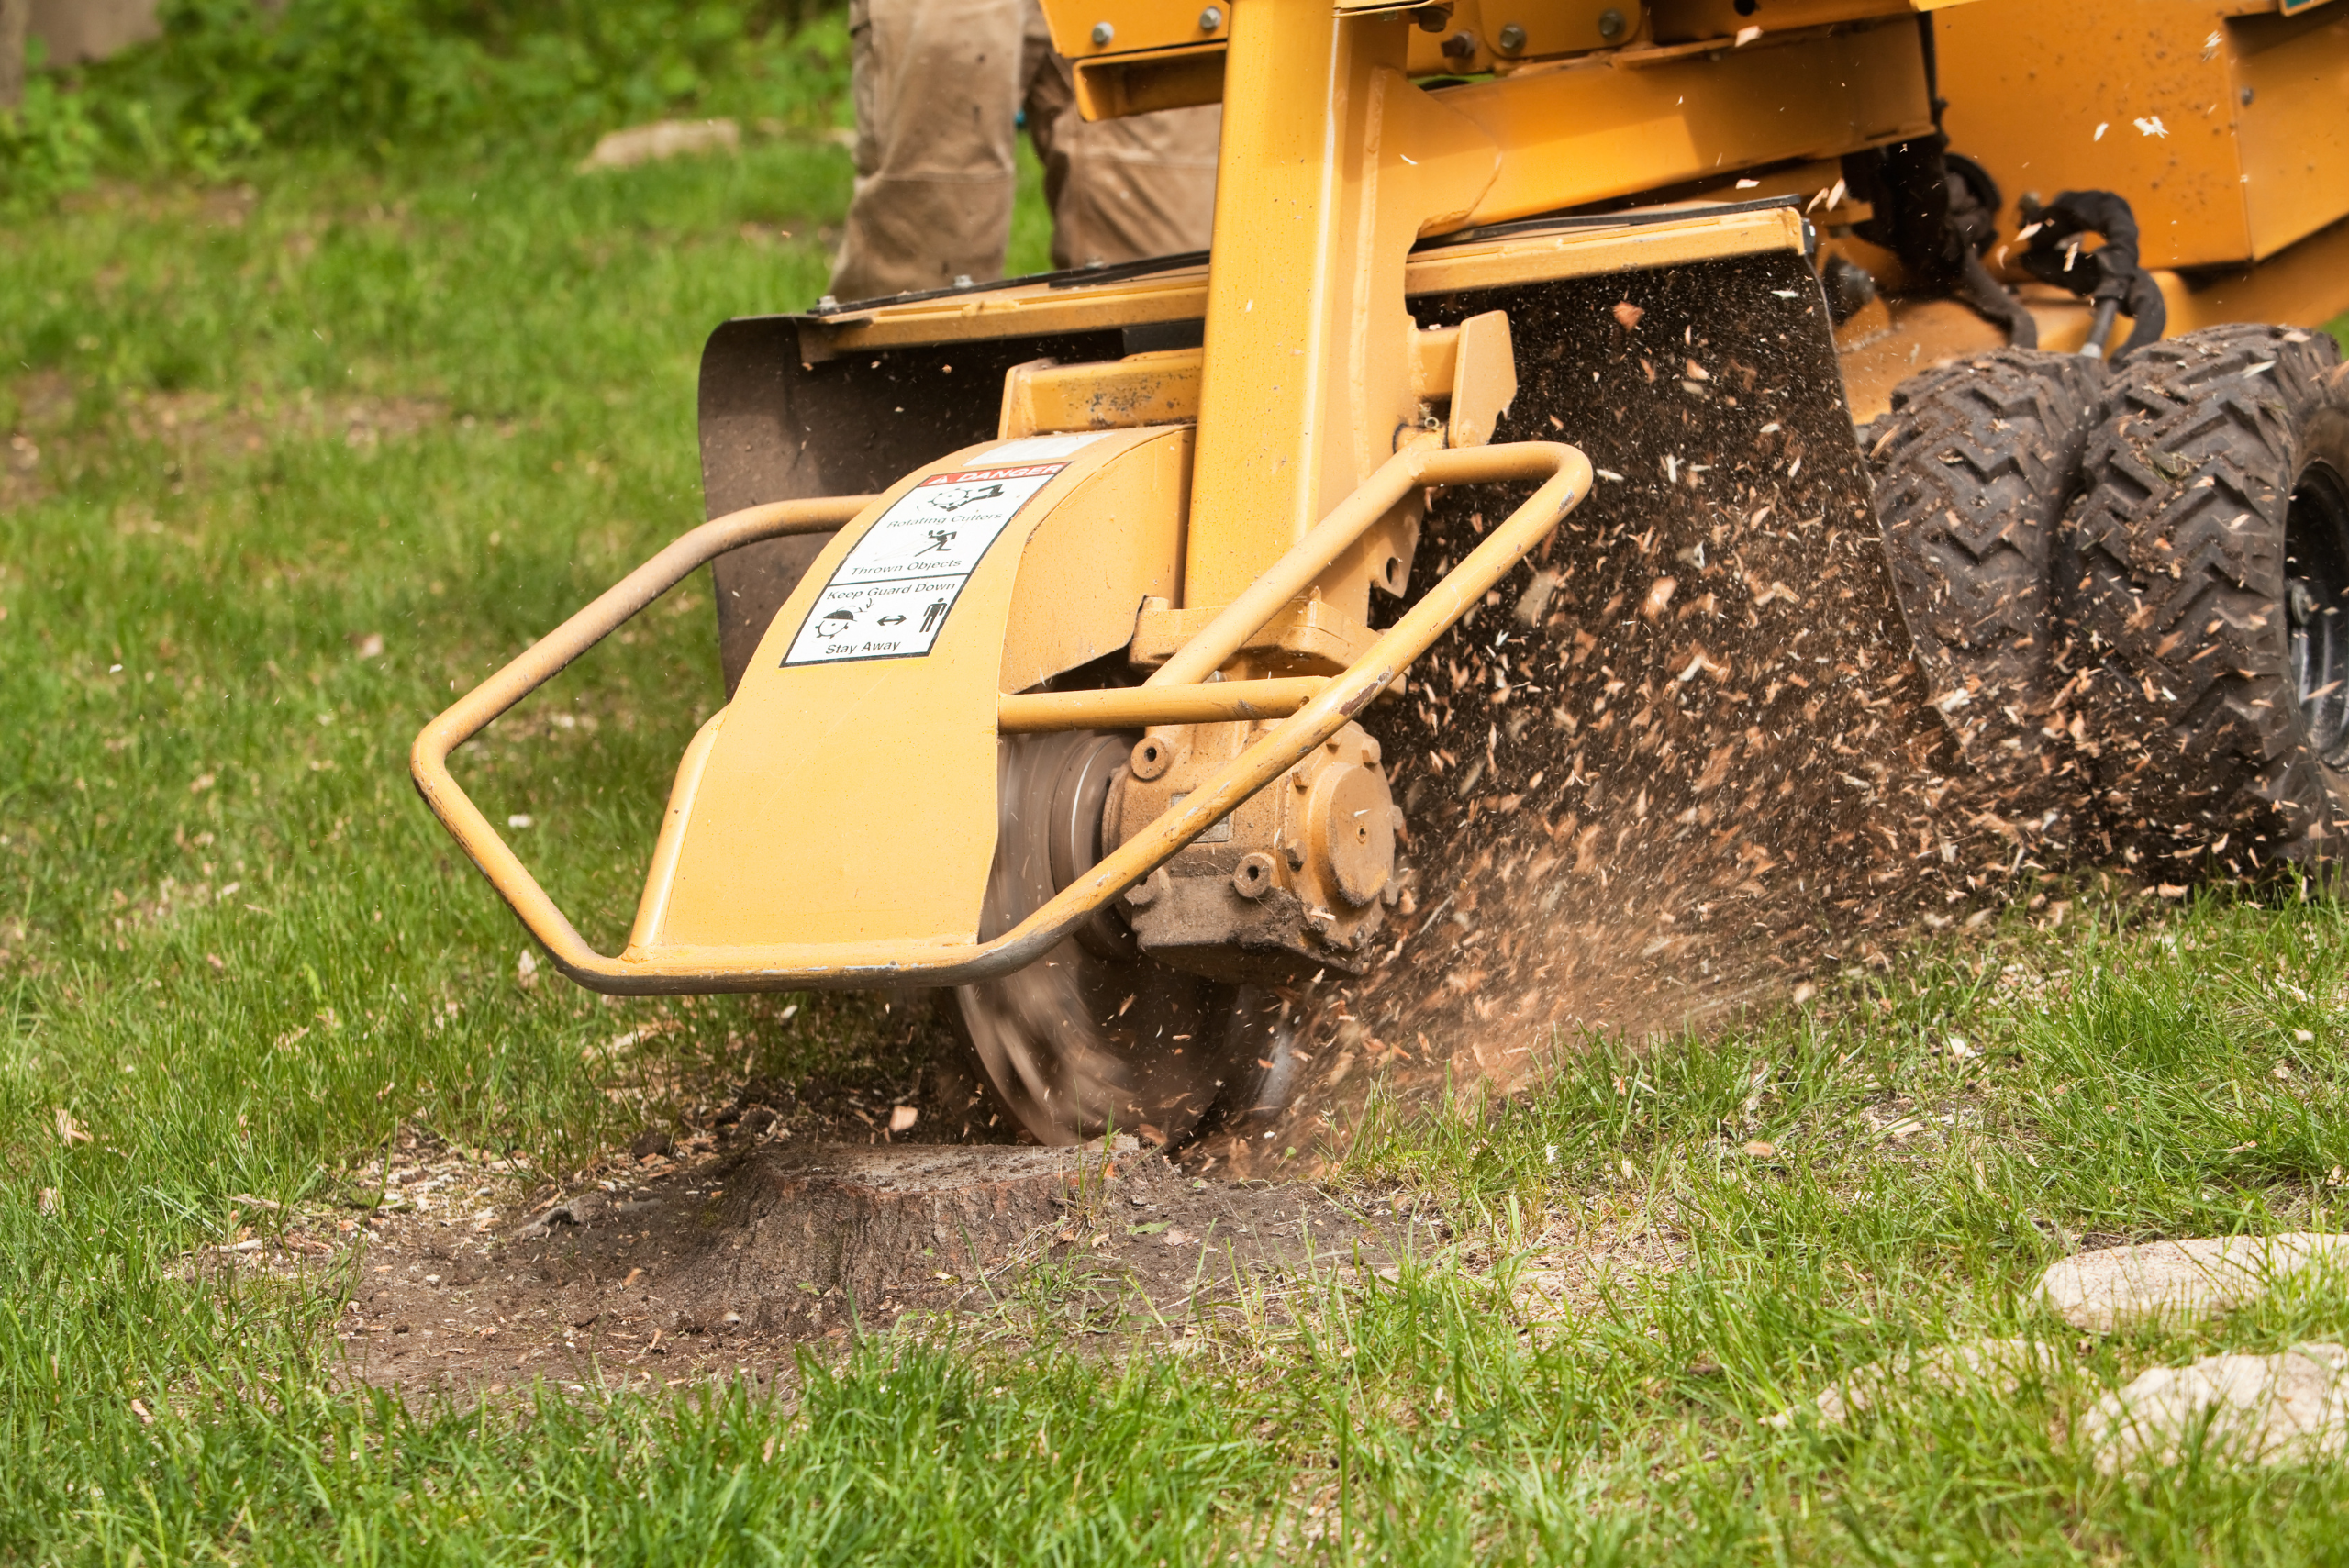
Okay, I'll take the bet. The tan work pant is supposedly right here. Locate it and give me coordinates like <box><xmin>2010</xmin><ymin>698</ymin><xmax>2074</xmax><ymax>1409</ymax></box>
<box><xmin>827</xmin><ymin>0</ymin><xmax>1221</xmax><ymax>303</ymax></box>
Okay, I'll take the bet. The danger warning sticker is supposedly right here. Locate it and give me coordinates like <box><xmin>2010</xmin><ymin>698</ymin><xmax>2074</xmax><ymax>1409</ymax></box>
<box><xmin>780</xmin><ymin>462</ymin><xmax>1068</xmax><ymax>667</ymax></box>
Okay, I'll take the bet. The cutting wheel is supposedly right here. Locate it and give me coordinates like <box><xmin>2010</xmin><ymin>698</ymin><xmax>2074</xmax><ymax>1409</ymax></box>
<box><xmin>951</xmin><ymin>729</ymin><xmax>1293</xmax><ymax>1147</ymax></box>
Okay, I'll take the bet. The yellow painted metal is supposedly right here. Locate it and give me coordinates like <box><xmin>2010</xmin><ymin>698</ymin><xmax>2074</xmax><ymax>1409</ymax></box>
<box><xmin>1399</xmin><ymin>1</ymin><xmax>1651</xmax><ymax>75</ymax></box>
<box><xmin>1400</xmin><ymin>202</ymin><xmax>1809</xmax><ymax>293</ymax></box>
<box><xmin>412</xmin><ymin>440</ymin><xmax>1589</xmax><ymax>993</ymax></box>
<box><xmin>2145</xmin><ymin>214</ymin><xmax>2349</xmax><ymax>338</ymax></box>
<box><xmin>1050</xmin><ymin>0</ymin><xmax>1971</xmax><ymax>83</ymax></box>
<box><xmin>807</xmin><ymin>203</ymin><xmax>1805</xmax><ymax>357</ymax></box>
<box><xmin>997</xmin><ymin>677</ymin><xmax>1329</xmax><ymax>732</ymax></box>
<box><xmin>1179</xmin><ymin>4</ymin><xmax>1924</xmax><ymax>627</ymax></box>
<box><xmin>811</xmin><ymin>267</ymin><xmax>1211</xmax><ymax>358</ymax></box>
<box><xmin>424</xmin><ymin>0</ymin><xmax>2349</xmax><ymax>1016</ymax></box>
<box><xmin>1675</xmin><ymin>157</ymin><xmax>1872</xmax><ymax>223</ymax></box>
<box><xmin>999</xmin><ymin>351</ymin><xmax>1202</xmax><ymax>438</ymax></box>
<box><xmin>1051</xmin><ymin>0</ymin><xmax>1647</xmax><ymax>95</ymax></box>
<box><xmin>1431</xmin><ymin>23</ymin><xmax>1935</xmax><ymax>224</ymax></box>
<box><xmin>1065</xmin><ymin>21</ymin><xmax>1940</xmax><ymax>250</ymax></box>
<box><xmin>1937</xmin><ymin>0</ymin><xmax>2349</xmax><ymax>269</ymax></box>
<box><xmin>1442</xmin><ymin>309</ymin><xmax>1519</xmax><ymax>449</ymax></box>
<box><xmin>1072</xmin><ymin>41</ymin><xmax>1229</xmax><ymax>119</ymax></box>
<box><xmin>1649</xmin><ymin>0</ymin><xmax>1969</xmax><ymax>43</ymax></box>
<box><xmin>650</xmin><ymin>428</ymin><xmax>1180</xmax><ymax>955</ymax></box>
<box><xmin>1166</xmin><ymin>428</ymin><xmax>1449</xmax><ymax>687</ymax></box>
<box><xmin>1044</xmin><ymin>0</ymin><xmax>1228</xmax><ymax>61</ymax></box>
<box><xmin>1130</xmin><ymin>592</ymin><xmax>1382</xmax><ymax>675</ymax></box>
<box><xmin>1186</xmin><ymin>0</ymin><xmax>1498</xmax><ymax>619</ymax></box>
<box><xmin>997</xmin><ymin>427</ymin><xmax>1193</xmax><ymax>692</ymax></box>
<box><xmin>997</xmin><ymin>317</ymin><xmax>1514</xmax><ymax>444</ymax></box>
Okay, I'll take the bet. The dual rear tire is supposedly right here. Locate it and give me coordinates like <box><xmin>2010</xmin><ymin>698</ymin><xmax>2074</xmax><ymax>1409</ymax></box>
<box><xmin>2060</xmin><ymin>326</ymin><xmax>2349</xmax><ymax>871</ymax></box>
<box><xmin>1870</xmin><ymin>349</ymin><xmax>2102</xmax><ymax>833</ymax></box>
<box><xmin>1870</xmin><ymin>324</ymin><xmax>2349</xmax><ymax>871</ymax></box>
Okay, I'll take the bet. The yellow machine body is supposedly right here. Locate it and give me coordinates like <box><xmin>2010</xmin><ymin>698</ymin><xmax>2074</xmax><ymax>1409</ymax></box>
<box><xmin>1938</xmin><ymin>0</ymin><xmax>2349</xmax><ymax>271</ymax></box>
<box><xmin>646</xmin><ymin>428</ymin><xmax>1189</xmax><ymax>954</ymax></box>
<box><xmin>415</xmin><ymin>0</ymin><xmax>2349</xmax><ymax>1135</ymax></box>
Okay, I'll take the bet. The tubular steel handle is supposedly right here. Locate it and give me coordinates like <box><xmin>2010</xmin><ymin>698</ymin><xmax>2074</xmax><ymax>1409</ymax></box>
<box><xmin>412</xmin><ymin>443</ymin><xmax>1590</xmax><ymax>994</ymax></box>
<box><xmin>410</xmin><ymin>495</ymin><xmax>875</xmax><ymax>980</ymax></box>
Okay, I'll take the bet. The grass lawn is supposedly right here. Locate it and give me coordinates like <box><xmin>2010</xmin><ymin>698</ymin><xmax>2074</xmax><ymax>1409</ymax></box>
<box><xmin>7</xmin><ymin>128</ymin><xmax>2349</xmax><ymax>1564</ymax></box>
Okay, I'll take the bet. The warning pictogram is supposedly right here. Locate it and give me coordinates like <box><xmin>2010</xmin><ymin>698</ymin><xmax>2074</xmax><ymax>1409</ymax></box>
<box><xmin>781</xmin><ymin>459</ymin><xmax>1074</xmax><ymax>666</ymax></box>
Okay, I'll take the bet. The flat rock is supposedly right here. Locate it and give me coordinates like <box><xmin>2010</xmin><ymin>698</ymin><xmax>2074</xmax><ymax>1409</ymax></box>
<box><xmin>1769</xmin><ymin>1337</ymin><xmax>2064</xmax><ymax>1428</ymax></box>
<box><xmin>2080</xmin><ymin>1345</ymin><xmax>2349</xmax><ymax>1473</ymax></box>
<box><xmin>577</xmin><ymin>118</ymin><xmax>740</xmax><ymax>172</ymax></box>
<box><xmin>2034</xmin><ymin>1234</ymin><xmax>2349</xmax><ymax>1333</ymax></box>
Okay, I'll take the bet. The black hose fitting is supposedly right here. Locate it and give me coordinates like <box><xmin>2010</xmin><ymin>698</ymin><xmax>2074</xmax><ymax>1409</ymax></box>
<box><xmin>2016</xmin><ymin>190</ymin><xmax>2167</xmax><ymax>363</ymax></box>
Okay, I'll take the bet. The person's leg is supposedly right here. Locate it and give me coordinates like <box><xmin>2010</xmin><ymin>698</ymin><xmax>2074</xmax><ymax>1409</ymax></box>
<box><xmin>828</xmin><ymin>0</ymin><xmax>1029</xmax><ymax>302</ymax></box>
<box><xmin>1019</xmin><ymin>6</ymin><xmax>1219</xmax><ymax>272</ymax></box>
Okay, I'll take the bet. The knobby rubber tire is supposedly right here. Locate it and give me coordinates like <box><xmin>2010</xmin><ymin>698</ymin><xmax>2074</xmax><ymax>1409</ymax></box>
<box><xmin>2058</xmin><ymin>324</ymin><xmax>2349</xmax><ymax>871</ymax></box>
<box><xmin>1869</xmin><ymin>349</ymin><xmax>2103</xmax><ymax>833</ymax></box>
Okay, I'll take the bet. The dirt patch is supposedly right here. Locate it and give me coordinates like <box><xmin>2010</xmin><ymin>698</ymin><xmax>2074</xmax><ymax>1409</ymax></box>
<box><xmin>189</xmin><ymin>1124</ymin><xmax>1398</xmax><ymax>1397</ymax></box>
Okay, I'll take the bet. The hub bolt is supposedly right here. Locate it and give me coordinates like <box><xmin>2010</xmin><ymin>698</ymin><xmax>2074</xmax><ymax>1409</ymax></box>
<box><xmin>2290</xmin><ymin>579</ymin><xmax>2319</xmax><ymax>628</ymax></box>
<box><xmin>1496</xmin><ymin>21</ymin><xmax>1526</xmax><ymax>52</ymax></box>
<box><xmin>1598</xmin><ymin>7</ymin><xmax>1626</xmax><ymax>39</ymax></box>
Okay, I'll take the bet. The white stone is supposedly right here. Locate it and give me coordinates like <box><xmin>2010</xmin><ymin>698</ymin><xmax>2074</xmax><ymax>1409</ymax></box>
<box><xmin>2080</xmin><ymin>1345</ymin><xmax>2349</xmax><ymax>1473</ymax></box>
<box><xmin>2034</xmin><ymin>1235</ymin><xmax>2349</xmax><ymax>1333</ymax></box>
<box><xmin>577</xmin><ymin>119</ymin><xmax>741</xmax><ymax>173</ymax></box>
<box><xmin>1768</xmin><ymin>1337</ymin><xmax>2065</xmax><ymax>1428</ymax></box>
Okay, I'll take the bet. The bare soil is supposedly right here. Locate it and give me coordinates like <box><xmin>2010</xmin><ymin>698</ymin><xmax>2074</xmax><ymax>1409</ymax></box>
<box><xmin>264</xmin><ymin>1128</ymin><xmax>1400</xmax><ymax>1398</ymax></box>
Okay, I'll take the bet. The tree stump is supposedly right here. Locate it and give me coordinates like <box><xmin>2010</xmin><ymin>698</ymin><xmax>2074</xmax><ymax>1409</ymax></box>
<box><xmin>699</xmin><ymin>1141</ymin><xmax>1140</xmax><ymax>1324</ymax></box>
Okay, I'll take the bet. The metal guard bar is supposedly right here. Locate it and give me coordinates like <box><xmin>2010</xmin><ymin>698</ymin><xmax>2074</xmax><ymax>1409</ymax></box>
<box><xmin>998</xmin><ymin>676</ymin><xmax>1330</xmax><ymax>733</ymax></box>
<box><xmin>411</xmin><ymin>441</ymin><xmax>1590</xmax><ymax>994</ymax></box>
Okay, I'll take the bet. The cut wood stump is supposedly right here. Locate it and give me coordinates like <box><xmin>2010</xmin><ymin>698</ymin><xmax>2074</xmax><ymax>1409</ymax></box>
<box><xmin>696</xmin><ymin>1141</ymin><xmax>1140</xmax><ymax>1322</ymax></box>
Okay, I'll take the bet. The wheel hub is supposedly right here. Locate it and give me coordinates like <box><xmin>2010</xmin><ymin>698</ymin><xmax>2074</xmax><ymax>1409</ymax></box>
<box><xmin>2286</xmin><ymin>459</ymin><xmax>2349</xmax><ymax>763</ymax></box>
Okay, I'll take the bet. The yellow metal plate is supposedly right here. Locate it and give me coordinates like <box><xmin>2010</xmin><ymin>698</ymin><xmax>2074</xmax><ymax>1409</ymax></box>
<box><xmin>1042</xmin><ymin>0</ymin><xmax>1229</xmax><ymax>61</ymax></box>
<box><xmin>1938</xmin><ymin>0</ymin><xmax>2349</xmax><ymax>269</ymax></box>
<box><xmin>1439</xmin><ymin>22</ymin><xmax>1934</xmax><ymax>221</ymax></box>
<box><xmin>640</xmin><ymin>428</ymin><xmax>1181</xmax><ymax>951</ymax></box>
<box><xmin>807</xmin><ymin>204</ymin><xmax>1806</xmax><ymax>356</ymax></box>
<box><xmin>1649</xmin><ymin>0</ymin><xmax>1973</xmax><ymax>43</ymax></box>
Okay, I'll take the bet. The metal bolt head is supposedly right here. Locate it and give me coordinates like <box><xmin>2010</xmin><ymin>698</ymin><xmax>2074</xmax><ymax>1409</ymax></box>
<box><xmin>1442</xmin><ymin>28</ymin><xmax>1477</xmax><ymax>59</ymax></box>
<box><xmin>2289</xmin><ymin>579</ymin><xmax>2318</xmax><ymax>627</ymax></box>
<box><xmin>1198</xmin><ymin>5</ymin><xmax>1222</xmax><ymax>30</ymax></box>
<box><xmin>1231</xmin><ymin>853</ymin><xmax>1276</xmax><ymax>901</ymax></box>
<box><xmin>1598</xmin><ymin>6</ymin><xmax>1626</xmax><ymax>39</ymax></box>
<box><xmin>1496</xmin><ymin>21</ymin><xmax>1526</xmax><ymax>52</ymax></box>
<box><xmin>1091</xmin><ymin>19</ymin><xmax>1115</xmax><ymax>46</ymax></box>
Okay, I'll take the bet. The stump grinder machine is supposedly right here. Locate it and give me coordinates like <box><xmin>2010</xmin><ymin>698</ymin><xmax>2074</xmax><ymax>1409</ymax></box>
<box><xmin>417</xmin><ymin>0</ymin><xmax>2349</xmax><ymax>1151</ymax></box>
